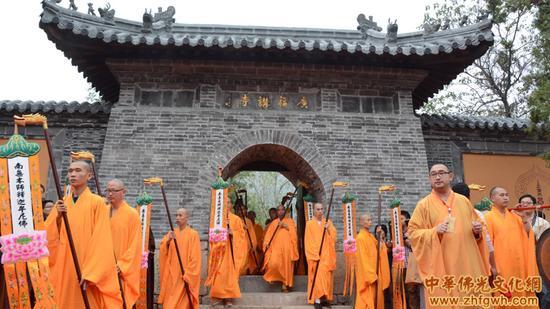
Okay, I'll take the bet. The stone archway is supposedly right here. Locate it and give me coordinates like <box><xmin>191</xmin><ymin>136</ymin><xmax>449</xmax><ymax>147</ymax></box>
<box><xmin>222</xmin><ymin>143</ymin><xmax>324</xmax><ymax>199</ymax></box>
<box><xmin>197</xmin><ymin>129</ymin><xmax>336</xmax><ymax>203</ymax></box>
<box><xmin>197</xmin><ymin>129</ymin><xmax>336</xmax><ymax>226</ymax></box>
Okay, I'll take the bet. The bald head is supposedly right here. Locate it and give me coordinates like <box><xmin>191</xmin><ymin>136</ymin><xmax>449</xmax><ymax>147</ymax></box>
<box><xmin>313</xmin><ymin>203</ymin><xmax>324</xmax><ymax>221</ymax></box>
<box><xmin>108</xmin><ymin>179</ymin><xmax>125</xmax><ymax>188</ymax></box>
<box><xmin>490</xmin><ymin>186</ymin><xmax>509</xmax><ymax>209</ymax></box>
<box><xmin>70</xmin><ymin>160</ymin><xmax>91</xmax><ymax>173</ymax></box>
<box><xmin>359</xmin><ymin>213</ymin><xmax>372</xmax><ymax>230</ymax></box>
<box><xmin>175</xmin><ymin>208</ymin><xmax>189</xmax><ymax>228</ymax></box>
<box><xmin>429</xmin><ymin>163</ymin><xmax>453</xmax><ymax>192</ymax></box>
<box><xmin>68</xmin><ymin>160</ymin><xmax>92</xmax><ymax>190</ymax></box>
<box><xmin>106</xmin><ymin>178</ymin><xmax>126</xmax><ymax>207</ymax></box>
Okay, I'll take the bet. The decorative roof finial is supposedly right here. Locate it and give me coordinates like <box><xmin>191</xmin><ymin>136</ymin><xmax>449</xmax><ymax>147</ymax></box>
<box><xmin>152</xmin><ymin>6</ymin><xmax>176</xmax><ymax>32</ymax></box>
<box><xmin>459</xmin><ymin>15</ymin><xmax>469</xmax><ymax>27</ymax></box>
<box><xmin>441</xmin><ymin>18</ymin><xmax>451</xmax><ymax>30</ymax></box>
<box><xmin>357</xmin><ymin>14</ymin><xmax>382</xmax><ymax>38</ymax></box>
<box><xmin>476</xmin><ymin>9</ymin><xmax>490</xmax><ymax>22</ymax></box>
<box><xmin>142</xmin><ymin>9</ymin><xmax>153</xmax><ymax>33</ymax></box>
<box><xmin>386</xmin><ymin>19</ymin><xmax>398</xmax><ymax>43</ymax></box>
<box><xmin>98</xmin><ymin>2</ymin><xmax>115</xmax><ymax>24</ymax></box>
<box><xmin>87</xmin><ymin>3</ymin><xmax>96</xmax><ymax>16</ymax></box>
<box><xmin>423</xmin><ymin>21</ymin><xmax>441</xmax><ymax>36</ymax></box>
<box><xmin>68</xmin><ymin>0</ymin><xmax>78</xmax><ymax>11</ymax></box>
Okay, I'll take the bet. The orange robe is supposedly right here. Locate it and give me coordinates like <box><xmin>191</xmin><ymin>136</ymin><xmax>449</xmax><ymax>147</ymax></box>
<box><xmin>239</xmin><ymin>217</ymin><xmax>258</xmax><ymax>275</ymax></box>
<box><xmin>485</xmin><ymin>208</ymin><xmax>538</xmax><ymax>308</ymax></box>
<box><xmin>355</xmin><ymin>229</ymin><xmax>390</xmax><ymax>309</ymax></box>
<box><xmin>262</xmin><ymin>217</ymin><xmax>298</xmax><ymax>287</ymax></box>
<box><xmin>158</xmin><ymin>226</ymin><xmax>201</xmax><ymax>309</ymax></box>
<box><xmin>46</xmin><ymin>187</ymin><xmax>123</xmax><ymax>308</ymax></box>
<box><xmin>209</xmin><ymin>212</ymin><xmax>247</xmax><ymax>299</ymax></box>
<box><xmin>408</xmin><ymin>191</ymin><xmax>490</xmax><ymax>308</ymax></box>
<box><xmin>254</xmin><ymin>223</ymin><xmax>265</xmax><ymax>263</ymax></box>
<box><xmin>305</xmin><ymin>218</ymin><xmax>336</xmax><ymax>303</ymax></box>
<box><xmin>110</xmin><ymin>201</ymin><xmax>143</xmax><ymax>307</ymax></box>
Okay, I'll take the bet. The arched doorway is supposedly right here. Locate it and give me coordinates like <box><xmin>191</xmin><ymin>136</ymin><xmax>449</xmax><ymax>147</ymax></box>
<box><xmin>221</xmin><ymin>143</ymin><xmax>325</xmax><ymax>200</ymax></box>
<box><xmin>222</xmin><ymin>143</ymin><xmax>324</xmax><ymax>275</ymax></box>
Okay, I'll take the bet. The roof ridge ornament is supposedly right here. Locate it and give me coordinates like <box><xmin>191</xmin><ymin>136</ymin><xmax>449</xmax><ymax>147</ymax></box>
<box><xmin>142</xmin><ymin>6</ymin><xmax>176</xmax><ymax>33</ymax></box>
<box><xmin>87</xmin><ymin>3</ymin><xmax>96</xmax><ymax>16</ymax></box>
<box><xmin>386</xmin><ymin>19</ymin><xmax>398</xmax><ymax>43</ymax></box>
<box><xmin>68</xmin><ymin>0</ymin><xmax>78</xmax><ymax>11</ymax></box>
<box><xmin>98</xmin><ymin>2</ymin><xmax>116</xmax><ymax>25</ymax></box>
<box><xmin>357</xmin><ymin>14</ymin><xmax>382</xmax><ymax>39</ymax></box>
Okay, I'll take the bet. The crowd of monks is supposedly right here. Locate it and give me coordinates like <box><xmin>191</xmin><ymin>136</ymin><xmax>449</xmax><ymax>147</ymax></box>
<box><xmin>0</xmin><ymin>160</ymin><xmax>547</xmax><ymax>309</ymax></box>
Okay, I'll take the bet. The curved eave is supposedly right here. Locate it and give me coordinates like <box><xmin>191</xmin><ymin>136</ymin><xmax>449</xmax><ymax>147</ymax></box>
<box><xmin>39</xmin><ymin>1</ymin><xmax>493</xmax><ymax>107</ymax></box>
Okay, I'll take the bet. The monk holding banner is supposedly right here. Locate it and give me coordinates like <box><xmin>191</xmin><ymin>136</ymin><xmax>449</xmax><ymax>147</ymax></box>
<box><xmin>158</xmin><ymin>208</ymin><xmax>201</xmax><ymax>309</ymax></box>
<box><xmin>263</xmin><ymin>204</ymin><xmax>299</xmax><ymax>291</ymax></box>
<box><xmin>355</xmin><ymin>214</ymin><xmax>390</xmax><ymax>309</ymax></box>
<box><xmin>206</xmin><ymin>185</ymin><xmax>247</xmax><ymax>308</ymax></box>
<box><xmin>106</xmin><ymin>179</ymin><xmax>142</xmax><ymax>307</ymax></box>
<box><xmin>485</xmin><ymin>187</ymin><xmax>539</xmax><ymax>308</ymax></box>
<box><xmin>46</xmin><ymin>160</ymin><xmax>123</xmax><ymax>308</ymax></box>
<box><xmin>305</xmin><ymin>202</ymin><xmax>336</xmax><ymax>308</ymax></box>
<box><xmin>408</xmin><ymin>163</ymin><xmax>490</xmax><ymax>308</ymax></box>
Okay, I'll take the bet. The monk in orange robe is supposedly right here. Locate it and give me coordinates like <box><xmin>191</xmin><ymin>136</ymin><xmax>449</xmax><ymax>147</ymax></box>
<box><xmin>408</xmin><ymin>163</ymin><xmax>490</xmax><ymax>308</ymax></box>
<box><xmin>158</xmin><ymin>208</ymin><xmax>201</xmax><ymax>309</ymax></box>
<box><xmin>248</xmin><ymin>210</ymin><xmax>265</xmax><ymax>265</ymax></box>
<box><xmin>208</xmin><ymin>200</ymin><xmax>247</xmax><ymax>307</ymax></box>
<box><xmin>305</xmin><ymin>202</ymin><xmax>336</xmax><ymax>308</ymax></box>
<box><xmin>485</xmin><ymin>187</ymin><xmax>539</xmax><ymax>309</ymax></box>
<box><xmin>106</xmin><ymin>179</ymin><xmax>143</xmax><ymax>307</ymax></box>
<box><xmin>46</xmin><ymin>161</ymin><xmax>123</xmax><ymax>308</ymax></box>
<box><xmin>235</xmin><ymin>204</ymin><xmax>258</xmax><ymax>275</ymax></box>
<box><xmin>355</xmin><ymin>214</ymin><xmax>390</xmax><ymax>309</ymax></box>
<box><xmin>263</xmin><ymin>204</ymin><xmax>298</xmax><ymax>291</ymax></box>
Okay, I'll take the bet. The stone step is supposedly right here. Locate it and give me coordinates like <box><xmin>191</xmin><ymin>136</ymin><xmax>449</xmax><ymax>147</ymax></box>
<box><xmin>239</xmin><ymin>275</ymin><xmax>308</xmax><ymax>292</ymax></box>
<box><xmin>203</xmin><ymin>292</ymin><xmax>308</xmax><ymax>306</ymax></box>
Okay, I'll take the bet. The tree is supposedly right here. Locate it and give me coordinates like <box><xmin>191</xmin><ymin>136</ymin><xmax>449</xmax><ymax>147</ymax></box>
<box><xmin>524</xmin><ymin>0</ymin><xmax>550</xmax><ymax>165</ymax></box>
<box><xmin>231</xmin><ymin>171</ymin><xmax>294</xmax><ymax>226</ymax></box>
<box><xmin>420</xmin><ymin>0</ymin><xmax>536</xmax><ymax>118</ymax></box>
<box><xmin>85</xmin><ymin>84</ymin><xmax>103</xmax><ymax>102</ymax></box>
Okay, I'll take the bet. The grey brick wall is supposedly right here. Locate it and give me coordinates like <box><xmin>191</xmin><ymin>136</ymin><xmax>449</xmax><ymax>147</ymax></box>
<box><xmin>422</xmin><ymin>126</ymin><xmax>550</xmax><ymax>183</ymax></box>
<box><xmin>98</xmin><ymin>59</ymin><xmax>431</xmax><ymax>240</ymax></box>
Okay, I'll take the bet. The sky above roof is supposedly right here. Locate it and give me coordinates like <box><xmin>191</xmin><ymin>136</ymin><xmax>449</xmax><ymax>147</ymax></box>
<box><xmin>1</xmin><ymin>0</ymin><xmax>430</xmax><ymax>102</ymax></box>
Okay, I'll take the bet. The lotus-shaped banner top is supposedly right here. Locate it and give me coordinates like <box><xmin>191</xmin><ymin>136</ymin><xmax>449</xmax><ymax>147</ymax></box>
<box><xmin>0</xmin><ymin>231</ymin><xmax>49</xmax><ymax>264</ymax></box>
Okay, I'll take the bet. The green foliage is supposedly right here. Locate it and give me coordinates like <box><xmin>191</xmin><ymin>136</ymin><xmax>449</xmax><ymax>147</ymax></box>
<box><xmin>231</xmin><ymin>171</ymin><xmax>294</xmax><ymax>227</ymax></box>
<box><xmin>525</xmin><ymin>1</ymin><xmax>550</xmax><ymax>145</ymax></box>
<box><xmin>419</xmin><ymin>0</ymin><xmax>536</xmax><ymax>118</ymax></box>
<box><xmin>85</xmin><ymin>84</ymin><xmax>103</xmax><ymax>102</ymax></box>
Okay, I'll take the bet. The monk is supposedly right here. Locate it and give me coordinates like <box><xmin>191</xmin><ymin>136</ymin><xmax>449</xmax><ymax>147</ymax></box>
<box><xmin>263</xmin><ymin>204</ymin><xmax>299</xmax><ymax>291</ymax></box>
<box><xmin>248</xmin><ymin>210</ymin><xmax>265</xmax><ymax>263</ymax></box>
<box><xmin>46</xmin><ymin>160</ymin><xmax>122</xmax><ymax>308</ymax></box>
<box><xmin>107</xmin><ymin>179</ymin><xmax>142</xmax><ymax>307</ymax></box>
<box><xmin>158</xmin><ymin>208</ymin><xmax>201</xmax><ymax>309</ymax></box>
<box><xmin>408</xmin><ymin>163</ymin><xmax>490</xmax><ymax>308</ymax></box>
<box><xmin>235</xmin><ymin>202</ymin><xmax>259</xmax><ymax>275</ymax></box>
<box><xmin>305</xmin><ymin>203</ymin><xmax>336</xmax><ymax>308</ymax></box>
<box><xmin>208</xmin><ymin>199</ymin><xmax>247</xmax><ymax>307</ymax></box>
<box><xmin>485</xmin><ymin>187</ymin><xmax>539</xmax><ymax>308</ymax></box>
<box><xmin>355</xmin><ymin>214</ymin><xmax>390</xmax><ymax>309</ymax></box>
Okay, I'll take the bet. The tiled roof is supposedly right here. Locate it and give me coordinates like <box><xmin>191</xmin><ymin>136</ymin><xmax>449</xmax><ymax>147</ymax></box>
<box><xmin>39</xmin><ymin>1</ymin><xmax>494</xmax><ymax>107</ymax></box>
<box><xmin>420</xmin><ymin>114</ymin><xmax>530</xmax><ymax>131</ymax></box>
<box><xmin>40</xmin><ymin>2</ymin><xmax>493</xmax><ymax>57</ymax></box>
<box><xmin>0</xmin><ymin>100</ymin><xmax>112</xmax><ymax>114</ymax></box>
